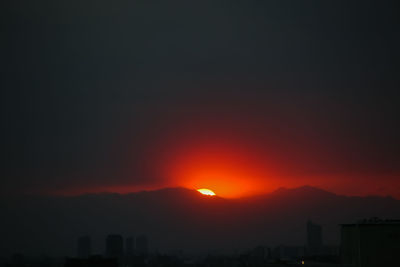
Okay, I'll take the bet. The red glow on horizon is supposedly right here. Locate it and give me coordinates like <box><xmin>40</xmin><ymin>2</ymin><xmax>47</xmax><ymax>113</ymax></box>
<box><xmin>157</xmin><ymin>135</ymin><xmax>281</xmax><ymax>198</ymax></box>
<box><xmin>40</xmin><ymin>115</ymin><xmax>400</xmax><ymax>200</ymax></box>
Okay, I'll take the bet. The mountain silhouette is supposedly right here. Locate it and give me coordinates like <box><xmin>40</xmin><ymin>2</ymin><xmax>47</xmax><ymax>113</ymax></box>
<box><xmin>1</xmin><ymin>186</ymin><xmax>399</xmax><ymax>257</ymax></box>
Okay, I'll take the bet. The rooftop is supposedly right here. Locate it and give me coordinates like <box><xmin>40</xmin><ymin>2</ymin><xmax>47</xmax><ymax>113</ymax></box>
<box><xmin>341</xmin><ymin>218</ymin><xmax>400</xmax><ymax>226</ymax></box>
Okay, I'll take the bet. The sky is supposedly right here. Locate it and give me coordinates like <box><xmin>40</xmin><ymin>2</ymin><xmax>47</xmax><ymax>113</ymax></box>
<box><xmin>1</xmin><ymin>0</ymin><xmax>400</xmax><ymax>198</ymax></box>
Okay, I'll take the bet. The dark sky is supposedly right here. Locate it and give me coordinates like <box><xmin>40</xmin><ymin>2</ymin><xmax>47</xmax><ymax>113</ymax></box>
<box><xmin>1</xmin><ymin>1</ymin><xmax>400</xmax><ymax>198</ymax></box>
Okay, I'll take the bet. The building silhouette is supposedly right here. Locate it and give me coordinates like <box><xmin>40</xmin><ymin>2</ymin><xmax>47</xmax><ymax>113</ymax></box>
<box><xmin>341</xmin><ymin>219</ymin><xmax>400</xmax><ymax>267</ymax></box>
<box><xmin>135</xmin><ymin>235</ymin><xmax>149</xmax><ymax>257</ymax></box>
<box><xmin>306</xmin><ymin>220</ymin><xmax>322</xmax><ymax>255</ymax></box>
<box><xmin>126</xmin><ymin>236</ymin><xmax>134</xmax><ymax>256</ymax></box>
<box><xmin>249</xmin><ymin>246</ymin><xmax>265</xmax><ymax>267</ymax></box>
<box><xmin>65</xmin><ymin>257</ymin><xmax>118</xmax><ymax>267</ymax></box>
<box><xmin>125</xmin><ymin>236</ymin><xmax>135</xmax><ymax>266</ymax></box>
<box><xmin>105</xmin><ymin>235</ymin><xmax>124</xmax><ymax>263</ymax></box>
<box><xmin>272</xmin><ymin>245</ymin><xmax>305</xmax><ymax>260</ymax></box>
<box><xmin>77</xmin><ymin>236</ymin><xmax>91</xmax><ymax>259</ymax></box>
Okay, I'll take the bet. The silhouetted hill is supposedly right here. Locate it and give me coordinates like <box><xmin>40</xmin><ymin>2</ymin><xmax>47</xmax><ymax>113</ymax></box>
<box><xmin>270</xmin><ymin>185</ymin><xmax>338</xmax><ymax>198</ymax></box>
<box><xmin>0</xmin><ymin>186</ymin><xmax>399</xmax><ymax>257</ymax></box>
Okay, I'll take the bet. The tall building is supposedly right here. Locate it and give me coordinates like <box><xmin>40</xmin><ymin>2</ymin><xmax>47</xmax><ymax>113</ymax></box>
<box><xmin>307</xmin><ymin>220</ymin><xmax>322</xmax><ymax>255</ymax></box>
<box><xmin>77</xmin><ymin>235</ymin><xmax>91</xmax><ymax>259</ymax></box>
<box><xmin>249</xmin><ymin>246</ymin><xmax>265</xmax><ymax>267</ymax></box>
<box><xmin>125</xmin><ymin>236</ymin><xmax>135</xmax><ymax>266</ymax></box>
<box><xmin>272</xmin><ymin>245</ymin><xmax>305</xmax><ymax>260</ymax></box>
<box><xmin>126</xmin><ymin>236</ymin><xmax>134</xmax><ymax>256</ymax></box>
<box><xmin>341</xmin><ymin>219</ymin><xmax>400</xmax><ymax>267</ymax></box>
<box><xmin>65</xmin><ymin>257</ymin><xmax>118</xmax><ymax>267</ymax></box>
<box><xmin>136</xmin><ymin>235</ymin><xmax>149</xmax><ymax>257</ymax></box>
<box><xmin>105</xmin><ymin>235</ymin><xmax>124</xmax><ymax>263</ymax></box>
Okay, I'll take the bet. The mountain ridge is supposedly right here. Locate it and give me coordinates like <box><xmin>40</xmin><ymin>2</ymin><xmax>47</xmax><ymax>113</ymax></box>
<box><xmin>29</xmin><ymin>185</ymin><xmax>398</xmax><ymax>201</ymax></box>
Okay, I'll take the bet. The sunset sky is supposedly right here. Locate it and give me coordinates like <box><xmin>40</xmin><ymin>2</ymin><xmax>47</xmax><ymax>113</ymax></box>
<box><xmin>1</xmin><ymin>1</ymin><xmax>400</xmax><ymax>198</ymax></box>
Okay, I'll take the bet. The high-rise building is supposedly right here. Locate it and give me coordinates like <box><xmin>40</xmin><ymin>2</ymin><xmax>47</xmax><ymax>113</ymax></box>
<box><xmin>77</xmin><ymin>235</ymin><xmax>91</xmax><ymax>259</ymax></box>
<box><xmin>249</xmin><ymin>246</ymin><xmax>265</xmax><ymax>267</ymax></box>
<box><xmin>272</xmin><ymin>245</ymin><xmax>305</xmax><ymax>260</ymax></box>
<box><xmin>135</xmin><ymin>235</ymin><xmax>148</xmax><ymax>257</ymax></box>
<box><xmin>341</xmin><ymin>219</ymin><xmax>400</xmax><ymax>267</ymax></box>
<box><xmin>125</xmin><ymin>236</ymin><xmax>135</xmax><ymax>266</ymax></box>
<box><xmin>65</xmin><ymin>257</ymin><xmax>118</xmax><ymax>267</ymax></box>
<box><xmin>106</xmin><ymin>234</ymin><xmax>124</xmax><ymax>262</ymax></box>
<box><xmin>126</xmin><ymin>236</ymin><xmax>134</xmax><ymax>256</ymax></box>
<box><xmin>307</xmin><ymin>220</ymin><xmax>322</xmax><ymax>255</ymax></box>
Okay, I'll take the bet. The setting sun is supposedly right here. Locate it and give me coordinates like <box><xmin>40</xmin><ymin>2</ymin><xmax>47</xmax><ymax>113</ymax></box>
<box><xmin>197</xmin><ymin>188</ymin><xmax>216</xmax><ymax>196</ymax></box>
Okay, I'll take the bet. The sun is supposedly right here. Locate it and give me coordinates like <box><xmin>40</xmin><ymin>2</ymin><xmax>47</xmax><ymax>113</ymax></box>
<box><xmin>197</xmin><ymin>188</ymin><xmax>216</xmax><ymax>196</ymax></box>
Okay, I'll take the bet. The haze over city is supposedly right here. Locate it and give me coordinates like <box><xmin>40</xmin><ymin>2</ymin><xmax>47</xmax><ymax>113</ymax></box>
<box><xmin>1</xmin><ymin>1</ymin><xmax>400</xmax><ymax>267</ymax></box>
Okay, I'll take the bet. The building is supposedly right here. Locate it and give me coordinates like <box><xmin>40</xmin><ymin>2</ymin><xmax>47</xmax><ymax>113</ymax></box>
<box><xmin>272</xmin><ymin>245</ymin><xmax>305</xmax><ymax>260</ymax></box>
<box><xmin>341</xmin><ymin>218</ymin><xmax>400</xmax><ymax>267</ymax></box>
<box><xmin>77</xmin><ymin>236</ymin><xmax>91</xmax><ymax>259</ymax></box>
<box><xmin>65</xmin><ymin>257</ymin><xmax>118</xmax><ymax>267</ymax></box>
<box><xmin>105</xmin><ymin>235</ymin><xmax>124</xmax><ymax>263</ymax></box>
<box><xmin>307</xmin><ymin>220</ymin><xmax>322</xmax><ymax>255</ymax></box>
<box><xmin>125</xmin><ymin>236</ymin><xmax>134</xmax><ymax>266</ymax></box>
<box><xmin>135</xmin><ymin>235</ymin><xmax>149</xmax><ymax>257</ymax></box>
<box><xmin>126</xmin><ymin>236</ymin><xmax>134</xmax><ymax>256</ymax></box>
<box><xmin>249</xmin><ymin>246</ymin><xmax>265</xmax><ymax>266</ymax></box>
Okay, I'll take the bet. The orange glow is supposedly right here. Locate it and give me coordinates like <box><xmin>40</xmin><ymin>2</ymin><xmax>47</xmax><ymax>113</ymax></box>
<box><xmin>158</xmin><ymin>135</ymin><xmax>282</xmax><ymax>198</ymax></box>
<box><xmin>197</xmin><ymin>188</ymin><xmax>216</xmax><ymax>196</ymax></box>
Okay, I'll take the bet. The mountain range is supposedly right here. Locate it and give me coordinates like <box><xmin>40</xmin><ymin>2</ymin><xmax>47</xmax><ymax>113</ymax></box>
<box><xmin>1</xmin><ymin>186</ymin><xmax>399</xmax><ymax>257</ymax></box>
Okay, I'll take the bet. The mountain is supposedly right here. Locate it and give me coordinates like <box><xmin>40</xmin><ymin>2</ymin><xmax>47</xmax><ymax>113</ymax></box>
<box><xmin>0</xmin><ymin>186</ymin><xmax>399</xmax><ymax>257</ymax></box>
